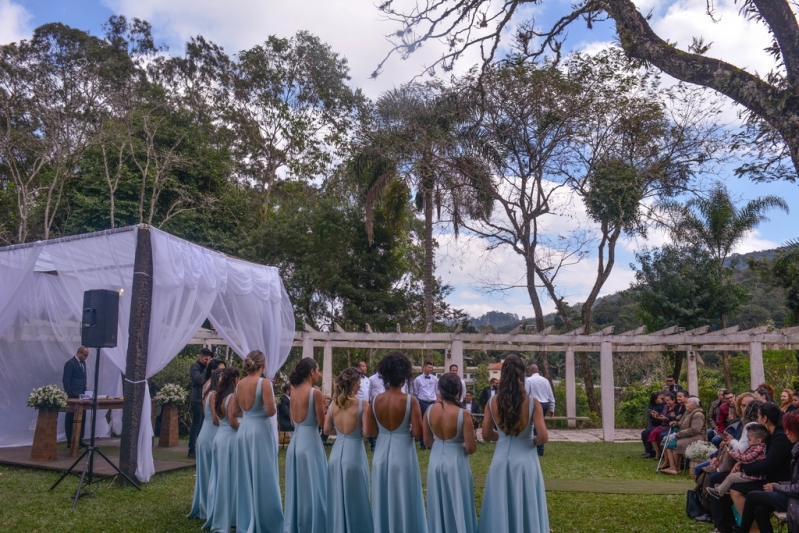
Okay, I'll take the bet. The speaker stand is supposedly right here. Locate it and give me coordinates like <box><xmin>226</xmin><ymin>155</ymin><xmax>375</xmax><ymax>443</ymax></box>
<box><xmin>50</xmin><ymin>347</ymin><xmax>141</xmax><ymax>507</ymax></box>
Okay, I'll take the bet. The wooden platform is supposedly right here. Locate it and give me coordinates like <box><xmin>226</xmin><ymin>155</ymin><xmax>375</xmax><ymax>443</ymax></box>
<box><xmin>0</xmin><ymin>438</ymin><xmax>194</xmax><ymax>478</ymax></box>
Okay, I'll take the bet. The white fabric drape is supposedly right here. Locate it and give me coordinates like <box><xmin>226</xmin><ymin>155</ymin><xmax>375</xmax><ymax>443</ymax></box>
<box><xmin>0</xmin><ymin>226</ymin><xmax>295</xmax><ymax>482</ymax></box>
<box><xmin>135</xmin><ymin>229</ymin><xmax>224</xmax><ymax>481</ymax></box>
<box><xmin>0</xmin><ymin>228</ymin><xmax>136</xmax><ymax>446</ymax></box>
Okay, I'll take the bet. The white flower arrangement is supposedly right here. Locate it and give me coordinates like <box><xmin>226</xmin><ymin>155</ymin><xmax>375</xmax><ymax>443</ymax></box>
<box><xmin>153</xmin><ymin>383</ymin><xmax>188</xmax><ymax>406</ymax></box>
<box><xmin>27</xmin><ymin>385</ymin><xmax>68</xmax><ymax>410</ymax></box>
<box><xmin>685</xmin><ymin>440</ymin><xmax>717</xmax><ymax>461</ymax></box>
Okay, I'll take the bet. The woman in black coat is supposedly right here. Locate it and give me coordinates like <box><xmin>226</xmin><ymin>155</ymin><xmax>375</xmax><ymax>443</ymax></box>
<box><xmin>727</xmin><ymin>404</ymin><xmax>794</xmax><ymax>533</ymax></box>
<box><xmin>709</xmin><ymin>402</ymin><xmax>793</xmax><ymax>532</ymax></box>
<box><xmin>735</xmin><ymin>410</ymin><xmax>799</xmax><ymax>533</ymax></box>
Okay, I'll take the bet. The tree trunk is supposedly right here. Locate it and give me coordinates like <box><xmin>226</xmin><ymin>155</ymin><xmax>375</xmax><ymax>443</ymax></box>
<box><xmin>525</xmin><ymin>256</ymin><xmax>551</xmax><ymax>380</ymax></box>
<box><xmin>423</xmin><ymin>184</ymin><xmax>434</xmax><ymax>334</ymax></box>
<box><xmin>672</xmin><ymin>350</ymin><xmax>684</xmax><ymax>382</ymax></box>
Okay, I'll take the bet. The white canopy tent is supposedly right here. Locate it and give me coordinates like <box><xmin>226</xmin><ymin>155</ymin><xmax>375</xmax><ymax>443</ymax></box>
<box><xmin>0</xmin><ymin>225</ymin><xmax>294</xmax><ymax>482</ymax></box>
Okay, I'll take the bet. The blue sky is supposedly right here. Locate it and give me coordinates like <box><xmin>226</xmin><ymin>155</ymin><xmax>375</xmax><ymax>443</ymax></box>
<box><xmin>2</xmin><ymin>0</ymin><xmax>796</xmax><ymax>320</ymax></box>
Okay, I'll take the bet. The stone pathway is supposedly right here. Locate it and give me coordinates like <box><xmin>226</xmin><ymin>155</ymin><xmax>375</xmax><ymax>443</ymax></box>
<box><xmin>475</xmin><ymin>427</ymin><xmax>642</xmax><ymax>443</ymax></box>
<box><xmin>548</xmin><ymin>428</ymin><xmax>641</xmax><ymax>443</ymax></box>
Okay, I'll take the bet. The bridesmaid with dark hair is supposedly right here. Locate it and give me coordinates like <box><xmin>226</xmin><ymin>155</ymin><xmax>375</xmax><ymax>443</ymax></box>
<box><xmin>235</xmin><ymin>350</ymin><xmax>283</xmax><ymax>533</ymax></box>
<box><xmin>477</xmin><ymin>354</ymin><xmax>549</xmax><ymax>533</ymax></box>
<box><xmin>203</xmin><ymin>367</ymin><xmax>241</xmax><ymax>533</ymax></box>
<box><xmin>424</xmin><ymin>373</ymin><xmax>477</xmax><ymax>533</ymax></box>
<box><xmin>284</xmin><ymin>357</ymin><xmax>327</xmax><ymax>533</ymax></box>
<box><xmin>188</xmin><ymin>362</ymin><xmax>225</xmax><ymax>520</ymax></box>
<box><xmin>324</xmin><ymin>367</ymin><xmax>377</xmax><ymax>533</ymax></box>
<box><xmin>371</xmin><ymin>351</ymin><xmax>427</xmax><ymax>533</ymax></box>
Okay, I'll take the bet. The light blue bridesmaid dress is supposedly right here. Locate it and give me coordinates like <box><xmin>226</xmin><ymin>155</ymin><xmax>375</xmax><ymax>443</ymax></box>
<box><xmin>326</xmin><ymin>399</ymin><xmax>374</xmax><ymax>533</ymax></box>
<box><xmin>189</xmin><ymin>393</ymin><xmax>218</xmax><ymax>520</ymax></box>
<box><xmin>426</xmin><ymin>407</ymin><xmax>477</xmax><ymax>533</ymax></box>
<box><xmin>284</xmin><ymin>387</ymin><xmax>327</xmax><ymax>533</ymax></box>
<box><xmin>371</xmin><ymin>393</ymin><xmax>427</xmax><ymax>533</ymax></box>
<box><xmin>477</xmin><ymin>397</ymin><xmax>549</xmax><ymax>533</ymax></box>
<box><xmin>203</xmin><ymin>394</ymin><xmax>238</xmax><ymax>533</ymax></box>
<box><xmin>236</xmin><ymin>378</ymin><xmax>284</xmax><ymax>533</ymax></box>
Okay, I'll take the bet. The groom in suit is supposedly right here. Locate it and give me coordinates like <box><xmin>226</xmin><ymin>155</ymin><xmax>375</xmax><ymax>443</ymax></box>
<box><xmin>62</xmin><ymin>346</ymin><xmax>89</xmax><ymax>447</ymax></box>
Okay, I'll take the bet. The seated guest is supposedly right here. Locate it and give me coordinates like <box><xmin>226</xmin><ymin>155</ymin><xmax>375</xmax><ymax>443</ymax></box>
<box><xmin>755</xmin><ymin>386</ymin><xmax>773</xmax><ymax>404</ymax></box>
<box><xmin>707</xmin><ymin>388</ymin><xmax>725</xmax><ymax>440</ymax></box>
<box><xmin>712</xmin><ymin>389</ymin><xmax>736</xmax><ymax>446</ymax></box>
<box><xmin>464</xmin><ymin>391</ymin><xmax>479</xmax><ymax>414</ymax></box>
<box><xmin>789</xmin><ymin>390</ymin><xmax>799</xmax><ymax>413</ymax></box>
<box><xmin>648</xmin><ymin>391</ymin><xmax>675</xmax><ymax>459</ymax></box>
<box><xmin>780</xmin><ymin>389</ymin><xmax>793</xmax><ymax>413</ymax></box>
<box><xmin>641</xmin><ymin>392</ymin><xmax>663</xmax><ymax>458</ymax></box>
<box><xmin>757</xmin><ymin>383</ymin><xmax>776</xmax><ymax>403</ymax></box>
<box><xmin>707</xmin><ymin>423</ymin><xmax>769</xmax><ymax>499</ymax></box>
<box><xmin>733</xmin><ymin>410</ymin><xmax>799</xmax><ymax>533</ymax></box>
<box><xmin>709</xmin><ymin>403</ymin><xmax>792</xmax><ymax>533</ymax></box>
<box><xmin>695</xmin><ymin>397</ymin><xmax>759</xmax><ymax>479</ymax></box>
<box><xmin>660</xmin><ymin>396</ymin><xmax>704</xmax><ymax>475</ymax></box>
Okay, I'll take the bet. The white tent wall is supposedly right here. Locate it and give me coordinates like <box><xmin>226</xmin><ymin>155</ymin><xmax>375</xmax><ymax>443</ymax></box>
<box><xmin>0</xmin><ymin>226</ymin><xmax>295</xmax><ymax>483</ymax></box>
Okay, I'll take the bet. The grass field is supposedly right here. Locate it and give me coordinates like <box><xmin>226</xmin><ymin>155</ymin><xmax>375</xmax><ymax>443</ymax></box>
<box><xmin>0</xmin><ymin>441</ymin><xmax>712</xmax><ymax>533</ymax></box>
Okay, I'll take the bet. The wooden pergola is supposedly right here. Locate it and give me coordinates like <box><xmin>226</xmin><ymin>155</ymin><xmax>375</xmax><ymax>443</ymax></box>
<box><xmin>192</xmin><ymin>323</ymin><xmax>799</xmax><ymax>442</ymax></box>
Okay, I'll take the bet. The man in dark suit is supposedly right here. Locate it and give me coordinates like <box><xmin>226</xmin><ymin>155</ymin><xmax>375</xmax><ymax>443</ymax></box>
<box><xmin>479</xmin><ymin>378</ymin><xmax>498</xmax><ymax>411</ymax></box>
<box><xmin>62</xmin><ymin>346</ymin><xmax>89</xmax><ymax>447</ymax></box>
<box><xmin>188</xmin><ymin>348</ymin><xmax>212</xmax><ymax>459</ymax></box>
<box><xmin>277</xmin><ymin>384</ymin><xmax>293</xmax><ymax>432</ymax></box>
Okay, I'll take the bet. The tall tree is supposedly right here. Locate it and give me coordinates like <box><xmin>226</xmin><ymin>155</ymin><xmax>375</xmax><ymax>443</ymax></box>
<box><xmin>631</xmin><ymin>244</ymin><xmax>747</xmax><ymax>377</ymax></box>
<box><xmin>359</xmin><ymin>82</ymin><xmax>492</xmax><ymax>333</ymax></box>
<box><xmin>665</xmin><ymin>182</ymin><xmax>789</xmax><ymax>386</ymax></box>
<box><xmin>219</xmin><ymin>32</ymin><xmax>365</xmax><ymax>220</ymax></box>
<box><xmin>376</xmin><ymin>0</ymin><xmax>799</xmax><ymax>182</ymax></box>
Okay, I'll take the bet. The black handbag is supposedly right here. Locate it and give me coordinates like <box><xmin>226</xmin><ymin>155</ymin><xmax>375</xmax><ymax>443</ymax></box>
<box><xmin>686</xmin><ymin>489</ymin><xmax>706</xmax><ymax>519</ymax></box>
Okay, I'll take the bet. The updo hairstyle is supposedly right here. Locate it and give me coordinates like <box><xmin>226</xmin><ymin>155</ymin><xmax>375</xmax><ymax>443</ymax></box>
<box><xmin>438</xmin><ymin>373</ymin><xmax>463</xmax><ymax>407</ymax></box>
<box><xmin>242</xmin><ymin>350</ymin><xmax>266</xmax><ymax>375</ymax></box>
<box><xmin>289</xmin><ymin>357</ymin><xmax>318</xmax><ymax>386</ymax></box>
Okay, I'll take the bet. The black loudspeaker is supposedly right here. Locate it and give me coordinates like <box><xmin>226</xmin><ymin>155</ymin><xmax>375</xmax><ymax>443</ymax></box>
<box><xmin>81</xmin><ymin>290</ymin><xmax>119</xmax><ymax>348</ymax></box>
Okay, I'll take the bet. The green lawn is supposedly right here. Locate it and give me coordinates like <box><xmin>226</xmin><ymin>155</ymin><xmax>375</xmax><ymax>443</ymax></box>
<box><xmin>0</xmin><ymin>442</ymin><xmax>710</xmax><ymax>533</ymax></box>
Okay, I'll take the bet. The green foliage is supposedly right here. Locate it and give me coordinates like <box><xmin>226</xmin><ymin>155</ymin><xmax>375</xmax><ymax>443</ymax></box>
<box><xmin>616</xmin><ymin>383</ymin><xmax>662</xmax><ymax>428</ymax></box>
<box><xmin>632</xmin><ymin>244</ymin><xmax>748</xmax><ymax>332</ymax></box>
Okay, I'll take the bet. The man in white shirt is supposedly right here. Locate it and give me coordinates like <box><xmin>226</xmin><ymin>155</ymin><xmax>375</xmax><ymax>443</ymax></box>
<box><xmin>355</xmin><ymin>361</ymin><xmax>370</xmax><ymax>401</ymax></box>
<box><xmin>525</xmin><ymin>364</ymin><xmax>555</xmax><ymax>456</ymax></box>
<box><xmin>448</xmin><ymin>364</ymin><xmax>467</xmax><ymax>403</ymax></box>
<box><xmin>413</xmin><ymin>361</ymin><xmax>437</xmax><ymax>450</ymax></box>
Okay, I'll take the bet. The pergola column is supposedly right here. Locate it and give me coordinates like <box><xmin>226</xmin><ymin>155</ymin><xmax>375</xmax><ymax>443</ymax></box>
<box><xmin>687</xmin><ymin>347</ymin><xmax>699</xmax><ymax>397</ymax></box>
<box><xmin>322</xmin><ymin>342</ymin><xmax>333</xmax><ymax>397</ymax></box>
<box><xmin>750</xmin><ymin>341</ymin><xmax>765</xmax><ymax>390</ymax></box>
<box><xmin>302</xmin><ymin>335</ymin><xmax>314</xmax><ymax>360</ymax></box>
<box><xmin>600</xmin><ymin>341</ymin><xmax>614</xmax><ymax>442</ymax></box>
<box><xmin>565</xmin><ymin>347</ymin><xmax>576</xmax><ymax>428</ymax></box>
<box><xmin>451</xmin><ymin>338</ymin><xmax>464</xmax><ymax>378</ymax></box>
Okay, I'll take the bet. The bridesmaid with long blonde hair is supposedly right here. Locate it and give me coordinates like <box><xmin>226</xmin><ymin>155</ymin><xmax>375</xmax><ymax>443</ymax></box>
<box><xmin>324</xmin><ymin>367</ymin><xmax>376</xmax><ymax>533</ymax></box>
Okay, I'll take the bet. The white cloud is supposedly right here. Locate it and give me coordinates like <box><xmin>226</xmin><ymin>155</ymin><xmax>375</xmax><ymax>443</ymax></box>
<box><xmin>0</xmin><ymin>0</ymin><xmax>31</xmax><ymax>45</ymax></box>
<box><xmin>103</xmin><ymin>0</ymin><xmax>484</xmax><ymax>99</ymax></box>
<box><xmin>651</xmin><ymin>0</ymin><xmax>778</xmax><ymax>76</ymax></box>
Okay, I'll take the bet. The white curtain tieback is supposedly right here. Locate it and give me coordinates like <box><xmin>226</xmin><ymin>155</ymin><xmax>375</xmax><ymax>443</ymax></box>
<box><xmin>124</xmin><ymin>378</ymin><xmax>148</xmax><ymax>384</ymax></box>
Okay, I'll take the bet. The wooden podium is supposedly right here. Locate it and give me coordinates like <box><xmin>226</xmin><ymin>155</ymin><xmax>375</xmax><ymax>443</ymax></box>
<box><xmin>62</xmin><ymin>398</ymin><xmax>125</xmax><ymax>457</ymax></box>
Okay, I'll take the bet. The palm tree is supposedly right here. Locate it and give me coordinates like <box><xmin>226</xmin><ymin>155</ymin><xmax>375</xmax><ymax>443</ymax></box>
<box><xmin>667</xmin><ymin>182</ymin><xmax>789</xmax><ymax>387</ymax></box>
<box><xmin>356</xmin><ymin>82</ymin><xmax>492</xmax><ymax>334</ymax></box>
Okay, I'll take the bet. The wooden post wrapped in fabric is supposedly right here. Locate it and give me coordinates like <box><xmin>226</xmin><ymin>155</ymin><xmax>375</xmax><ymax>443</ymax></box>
<box><xmin>158</xmin><ymin>405</ymin><xmax>179</xmax><ymax>448</ymax></box>
<box><xmin>30</xmin><ymin>409</ymin><xmax>58</xmax><ymax>461</ymax></box>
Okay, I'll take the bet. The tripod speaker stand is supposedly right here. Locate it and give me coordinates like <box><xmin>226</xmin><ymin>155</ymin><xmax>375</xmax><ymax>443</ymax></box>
<box><xmin>50</xmin><ymin>290</ymin><xmax>141</xmax><ymax>507</ymax></box>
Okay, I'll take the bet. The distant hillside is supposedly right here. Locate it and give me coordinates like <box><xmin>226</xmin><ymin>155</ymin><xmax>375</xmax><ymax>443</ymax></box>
<box><xmin>468</xmin><ymin>249</ymin><xmax>792</xmax><ymax>333</ymax></box>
